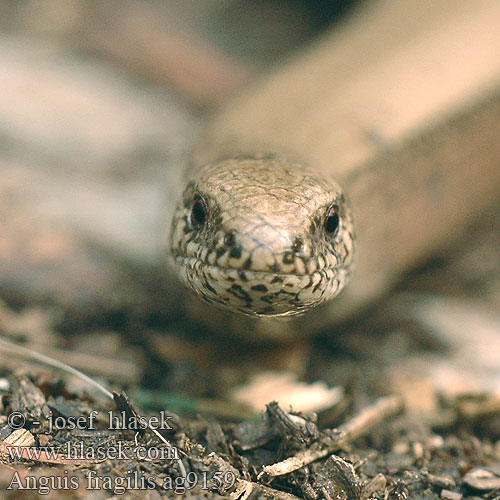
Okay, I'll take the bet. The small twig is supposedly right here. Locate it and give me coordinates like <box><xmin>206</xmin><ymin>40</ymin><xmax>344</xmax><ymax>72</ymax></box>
<box><xmin>0</xmin><ymin>337</ymin><xmax>114</xmax><ymax>399</ymax></box>
<box><xmin>258</xmin><ymin>395</ymin><xmax>404</xmax><ymax>479</ymax></box>
<box><xmin>33</xmin><ymin>347</ymin><xmax>140</xmax><ymax>384</ymax></box>
<box><xmin>338</xmin><ymin>394</ymin><xmax>404</xmax><ymax>441</ymax></box>
<box><xmin>231</xmin><ymin>479</ymin><xmax>303</xmax><ymax>500</ymax></box>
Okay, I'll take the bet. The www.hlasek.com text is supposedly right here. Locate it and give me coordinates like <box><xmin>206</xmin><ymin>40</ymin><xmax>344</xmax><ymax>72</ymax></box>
<box><xmin>7</xmin><ymin>440</ymin><xmax>179</xmax><ymax>461</ymax></box>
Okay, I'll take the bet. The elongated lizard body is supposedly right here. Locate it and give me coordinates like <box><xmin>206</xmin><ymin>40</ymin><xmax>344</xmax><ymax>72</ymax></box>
<box><xmin>169</xmin><ymin>0</ymin><xmax>500</xmax><ymax>338</ymax></box>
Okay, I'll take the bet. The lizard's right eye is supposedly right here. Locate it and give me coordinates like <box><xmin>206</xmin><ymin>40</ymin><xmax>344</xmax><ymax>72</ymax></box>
<box><xmin>191</xmin><ymin>195</ymin><xmax>207</xmax><ymax>229</ymax></box>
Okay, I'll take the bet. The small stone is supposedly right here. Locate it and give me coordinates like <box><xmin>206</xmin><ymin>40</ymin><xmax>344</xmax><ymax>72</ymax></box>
<box><xmin>440</xmin><ymin>490</ymin><xmax>462</xmax><ymax>500</ymax></box>
<box><xmin>412</xmin><ymin>441</ymin><xmax>424</xmax><ymax>459</ymax></box>
<box><xmin>427</xmin><ymin>434</ymin><xmax>445</xmax><ymax>449</ymax></box>
<box><xmin>425</xmin><ymin>472</ymin><xmax>456</xmax><ymax>490</ymax></box>
<box><xmin>462</xmin><ymin>466</ymin><xmax>500</xmax><ymax>491</ymax></box>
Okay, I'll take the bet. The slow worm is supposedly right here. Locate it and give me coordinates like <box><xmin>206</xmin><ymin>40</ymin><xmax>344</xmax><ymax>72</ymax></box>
<box><xmin>169</xmin><ymin>0</ymin><xmax>500</xmax><ymax>338</ymax></box>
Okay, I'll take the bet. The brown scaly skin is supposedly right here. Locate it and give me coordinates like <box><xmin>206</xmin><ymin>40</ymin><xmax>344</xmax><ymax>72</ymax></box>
<box><xmin>169</xmin><ymin>157</ymin><xmax>354</xmax><ymax>316</ymax></box>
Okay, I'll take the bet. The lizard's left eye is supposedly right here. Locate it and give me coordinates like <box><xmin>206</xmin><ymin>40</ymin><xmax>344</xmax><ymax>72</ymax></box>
<box><xmin>325</xmin><ymin>205</ymin><xmax>340</xmax><ymax>235</ymax></box>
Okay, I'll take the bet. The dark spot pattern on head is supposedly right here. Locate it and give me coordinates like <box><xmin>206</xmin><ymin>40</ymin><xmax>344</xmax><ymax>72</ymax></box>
<box><xmin>229</xmin><ymin>284</ymin><xmax>252</xmax><ymax>304</ymax></box>
<box><xmin>169</xmin><ymin>157</ymin><xmax>355</xmax><ymax>317</ymax></box>
<box><xmin>292</xmin><ymin>237</ymin><xmax>304</xmax><ymax>254</ymax></box>
<box><xmin>229</xmin><ymin>246</ymin><xmax>242</xmax><ymax>259</ymax></box>
<box><xmin>224</xmin><ymin>232</ymin><xmax>236</xmax><ymax>246</ymax></box>
<box><xmin>282</xmin><ymin>251</ymin><xmax>295</xmax><ymax>265</ymax></box>
<box><xmin>216</xmin><ymin>246</ymin><xmax>227</xmax><ymax>259</ymax></box>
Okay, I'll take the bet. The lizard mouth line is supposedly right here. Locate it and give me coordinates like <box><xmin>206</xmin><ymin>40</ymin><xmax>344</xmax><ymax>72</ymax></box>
<box><xmin>174</xmin><ymin>255</ymin><xmax>342</xmax><ymax>279</ymax></box>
